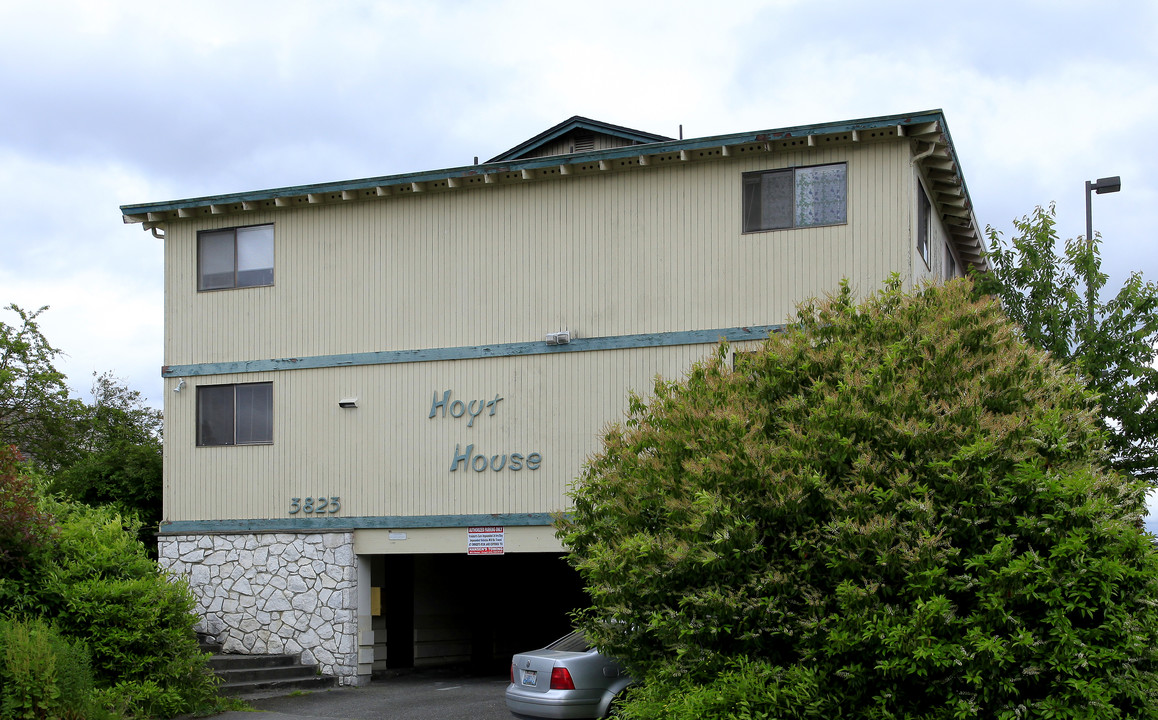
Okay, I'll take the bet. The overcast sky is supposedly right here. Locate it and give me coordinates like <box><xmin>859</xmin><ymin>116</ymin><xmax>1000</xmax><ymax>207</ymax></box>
<box><xmin>2</xmin><ymin>0</ymin><xmax>1155</xmax><ymax>471</ymax></box>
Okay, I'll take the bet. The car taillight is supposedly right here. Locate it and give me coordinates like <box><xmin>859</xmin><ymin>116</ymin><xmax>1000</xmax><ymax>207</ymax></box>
<box><xmin>510</xmin><ymin>663</ymin><xmax>514</xmax><ymax>684</ymax></box>
<box><xmin>550</xmin><ymin>667</ymin><xmax>575</xmax><ymax>690</ymax></box>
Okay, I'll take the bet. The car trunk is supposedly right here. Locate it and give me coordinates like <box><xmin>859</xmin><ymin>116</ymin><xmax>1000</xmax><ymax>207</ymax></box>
<box><xmin>512</xmin><ymin>649</ymin><xmax>580</xmax><ymax>693</ymax></box>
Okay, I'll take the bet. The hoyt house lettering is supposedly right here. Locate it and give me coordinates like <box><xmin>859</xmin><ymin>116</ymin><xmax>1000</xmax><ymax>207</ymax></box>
<box><xmin>428</xmin><ymin>389</ymin><xmax>504</xmax><ymax>427</ymax></box>
<box><xmin>429</xmin><ymin>390</ymin><xmax>541</xmax><ymax>473</ymax></box>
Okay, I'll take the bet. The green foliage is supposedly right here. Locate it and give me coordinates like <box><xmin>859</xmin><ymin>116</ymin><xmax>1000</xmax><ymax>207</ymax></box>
<box><xmin>0</xmin><ymin>308</ymin><xmax>215</xmax><ymax>718</ymax></box>
<box><xmin>35</xmin><ymin>499</ymin><xmax>219</xmax><ymax>717</ymax></box>
<box><xmin>0</xmin><ymin>302</ymin><xmax>163</xmax><ymax>545</ymax></box>
<box><xmin>50</xmin><ymin>439</ymin><xmax>162</xmax><ymax>550</ymax></box>
<box><xmin>0</xmin><ymin>445</ymin><xmax>55</xmax><ymax>569</ymax></box>
<box><xmin>0</xmin><ymin>616</ymin><xmax>96</xmax><ymax>720</ymax></box>
<box><xmin>0</xmin><ymin>305</ymin><xmax>84</xmax><ymax>471</ymax></box>
<box><xmin>51</xmin><ymin>372</ymin><xmax>164</xmax><ymax>543</ymax></box>
<box><xmin>1</xmin><ymin>458</ymin><xmax>219</xmax><ymax>719</ymax></box>
<box><xmin>974</xmin><ymin>203</ymin><xmax>1158</xmax><ymax>484</ymax></box>
<box><xmin>616</xmin><ymin>659</ymin><xmax>822</xmax><ymax>720</ymax></box>
<box><xmin>0</xmin><ymin>446</ymin><xmax>57</xmax><ymax>614</ymax></box>
<box><xmin>74</xmin><ymin>371</ymin><xmax>163</xmax><ymax>451</ymax></box>
<box><xmin>2</xmin><ymin>305</ymin><xmax>163</xmax><ymax>527</ymax></box>
<box><xmin>95</xmin><ymin>680</ymin><xmax>203</xmax><ymax>720</ymax></box>
<box><xmin>560</xmin><ymin>278</ymin><xmax>1158</xmax><ymax>719</ymax></box>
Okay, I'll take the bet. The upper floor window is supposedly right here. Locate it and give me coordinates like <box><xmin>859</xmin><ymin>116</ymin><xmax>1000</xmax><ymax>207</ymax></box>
<box><xmin>198</xmin><ymin>224</ymin><xmax>274</xmax><ymax>290</ymax></box>
<box><xmin>197</xmin><ymin>382</ymin><xmax>273</xmax><ymax>446</ymax></box>
<box><xmin>917</xmin><ymin>185</ymin><xmax>931</xmax><ymax>268</ymax></box>
<box><xmin>742</xmin><ymin>163</ymin><xmax>847</xmax><ymax>233</ymax></box>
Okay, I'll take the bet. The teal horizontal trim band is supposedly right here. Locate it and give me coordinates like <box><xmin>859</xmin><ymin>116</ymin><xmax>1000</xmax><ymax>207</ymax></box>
<box><xmin>158</xmin><ymin>512</ymin><xmax>559</xmax><ymax>535</ymax></box>
<box><xmin>162</xmin><ymin>324</ymin><xmax>783</xmax><ymax>378</ymax></box>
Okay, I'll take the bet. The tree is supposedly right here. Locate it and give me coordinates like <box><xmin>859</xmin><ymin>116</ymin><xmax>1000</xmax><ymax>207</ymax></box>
<box><xmin>75</xmin><ymin>370</ymin><xmax>163</xmax><ymax>451</ymax></box>
<box><xmin>51</xmin><ymin>371</ymin><xmax>164</xmax><ymax>546</ymax></box>
<box><xmin>1</xmin><ymin>303</ymin><xmax>163</xmax><ymax>538</ymax></box>
<box><xmin>51</xmin><ymin>440</ymin><xmax>163</xmax><ymax>550</ymax></box>
<box><xmin>559</xmin><ymin>279</ymin><xmax>1158</xmax><ymax>720</ymax></box>
<box><xmin>0</xmin><ymin>304</ymin><xmax>85</xmax><ymax>470</ymax></box>
<box><xmin>973</xmin><ymin>203</ymin><xmax>1158</xmax><ymax>485</ymax></box>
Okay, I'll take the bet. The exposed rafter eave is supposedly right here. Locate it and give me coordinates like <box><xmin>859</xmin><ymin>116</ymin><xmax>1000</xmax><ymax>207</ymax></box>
<box><xmin>122</xmin><ymin>111</ymin><xmax>952</xmax><ymax>224</ymax></box>
<box><xmin>909</xmin><ymin>130</ymin><xmax>985</xmax><ymax>272</ymax></box>
<box><xmin>121</xmin><ymin>109</ymin><xmax>983</xmax><ymax>271</ymax></box>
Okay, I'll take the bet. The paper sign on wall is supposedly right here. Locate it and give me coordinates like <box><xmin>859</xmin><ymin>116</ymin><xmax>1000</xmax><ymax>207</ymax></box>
<box><xmin>467</xmin><ymin>526</ymin><xmax>505</xmax><ymax>555</ymax></box>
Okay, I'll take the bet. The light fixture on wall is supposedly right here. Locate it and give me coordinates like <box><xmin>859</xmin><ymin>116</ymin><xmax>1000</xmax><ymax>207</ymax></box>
<box><xmin>173</xmin><ymin>380</ymin><xmax>186</xmax><ymax>393</ymax></box>
<box><xmin>339</xmin><ymin>397</ymin><xmax>358</xmax><ymax>409</ymax></box>
<box><xmin>545</xmin><ymin>330</ymin><xmax>572</xmax><ymax>346</ymax></box>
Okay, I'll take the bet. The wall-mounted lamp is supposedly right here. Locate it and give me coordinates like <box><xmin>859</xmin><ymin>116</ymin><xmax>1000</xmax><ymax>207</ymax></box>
<box><xmin>545</xmin><ymin>330</ymin><xmax>572</xmax><ymax>346</ymax></box>
<box><xmin>339</xmin><ymin>398</ymin><xmax>358</xmax><ymax>409</ymax></box>
<box><xmin>173</xmin><ymin>380</ymin><xmax>186</xmax><ymax>393</ymax></box>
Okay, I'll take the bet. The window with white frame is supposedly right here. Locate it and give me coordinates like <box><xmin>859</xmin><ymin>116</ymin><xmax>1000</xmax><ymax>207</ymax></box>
<box><xmin>742</xmin><ymin>163</ymin><xmax>847</xmax><ymax>233</ymax></box>
<box><xmin>945</xmin><ymin>244</ymin><xmax>957</xmax><ymax>279</ymax></box>
<box><xmin>197</xmin><ymin>382</ymin><xmax>273</xmax><ymax>446</ymax></box>
<box><xmin>198</xmin><ymin>224</ymin><xmax>274</xmax><ymax>290</ymax></box>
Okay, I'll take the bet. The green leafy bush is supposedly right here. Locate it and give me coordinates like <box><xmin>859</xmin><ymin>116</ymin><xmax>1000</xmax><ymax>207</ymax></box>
<box><xmin>37</xmin><ymin>500</ymin><xmax>219</xmax><ymax>718</ymax></box>
<box><xmin>95</xmin><ymin>680</ymin><xmax>199</xmax><ymax>720</ymax></box>
<box><xmin>560</xmin><ymin>279</ymin><xmax>1158</xmax><ymax>719</ymax></box>
<box><xmin>0</xmin><ymin>446</ymin><xmax>57</xmax><ymax>614</ymax></box>
<box><xmin>1</xmin><ymin>309</ymin><xmax>219</xmax><ymax>718</ymax></box>
<box><xmin>617</xmin><ymin>659</ymin><xmax>822</xmax><ymax>720</ymax></box>
<box><xmin>50</xmin><ymin>440</ymin><xmax>162</xmax><ymax>552</ymax></box>
<box><xmin>1</xmin><ymin>454</ymin><xmax>219</xmax><ymax>718</ymax></box>
<box><xmin>0</xmin><ymin>617</ymin><xmax>95</xmax><ymax>720</ymax></box>
<box><xmin>49</xmin><ymin>371</ymin><xmax>164</xmax><ymax>553</ymax></box>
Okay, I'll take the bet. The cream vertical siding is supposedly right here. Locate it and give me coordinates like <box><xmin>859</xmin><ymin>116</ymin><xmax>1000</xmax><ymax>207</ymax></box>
<box><xmin>165</xmin><ymin>140</ymin><xmax>912</xmax><ymax>365</ymax></box>
<box><xmin>911</xmin><ymin>171</ymin><xmax>957</xmax><ymax>284</ymax></box>
<box><xmin>164</xmin><ymin>344</ymin><xmax>708</xmax><ymax>522</ymax></box>
<box><xmin>163</xmin><ymin>139</ymin><xmax>918</xmax><ymax>525</ymax></box>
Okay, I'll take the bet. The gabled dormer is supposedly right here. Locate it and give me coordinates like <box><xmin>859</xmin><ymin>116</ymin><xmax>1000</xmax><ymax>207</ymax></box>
<box><xmin>488</xmin><ymin>116</ymin><xmax>673</xmax><ymax>162</ymax></box>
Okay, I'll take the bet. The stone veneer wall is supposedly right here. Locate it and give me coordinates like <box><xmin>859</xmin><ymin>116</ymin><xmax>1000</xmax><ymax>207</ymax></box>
<box><xmin>159</xmin><ymin>532</ymin><xmax>361</xmax><ymax>685</ymax></box>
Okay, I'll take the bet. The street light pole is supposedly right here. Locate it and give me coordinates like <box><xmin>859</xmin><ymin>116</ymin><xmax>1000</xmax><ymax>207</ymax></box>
<box><xmin>1084</xmin><ymin>175</ymin><xmax>1122</xmax><ymax>334</ymax></box>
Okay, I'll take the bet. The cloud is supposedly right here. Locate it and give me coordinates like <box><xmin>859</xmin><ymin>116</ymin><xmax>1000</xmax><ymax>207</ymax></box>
<box><xmin>0</xmin><ymin>150</ymin><xmax>164</xmax><ymax>406</ymax></box>
<box><xmin>0</xmin><ymin>270</ymin><xmax>163</xmax><ymax>408</ymax></box>
<box><xmin>1</xmin><ymin>0</ymin><xmax>1156</xmax><ymax>484</ymax></box>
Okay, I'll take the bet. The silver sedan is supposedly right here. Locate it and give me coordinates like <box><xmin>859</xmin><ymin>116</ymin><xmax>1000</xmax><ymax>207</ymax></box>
<box><xmin>505</xmin><ymin>631</ymin><xmax>632</xmax><ymax>719</ymax></box>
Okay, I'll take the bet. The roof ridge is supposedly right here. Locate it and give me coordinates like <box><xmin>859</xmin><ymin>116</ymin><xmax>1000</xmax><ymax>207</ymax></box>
<box><xmin>487</xmin><ymin>116</ymin><xmax>674</xmax><ymax>163</ymax></box>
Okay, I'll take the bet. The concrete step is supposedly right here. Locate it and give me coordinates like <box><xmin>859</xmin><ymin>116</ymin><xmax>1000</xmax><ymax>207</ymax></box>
<box><xmin>206</xmin><ymin>651</ymin><xmax>337</xmax><ymax>697</ymax></box>
<box><xmin>217</xmin><ymin>673</ymin><xmax>336</xmax><ymax>697</ymax></box>
<box><xmin>209</xmin><ymin>653</ymin><xmax>299</xmax><ymax>671</ymax></box>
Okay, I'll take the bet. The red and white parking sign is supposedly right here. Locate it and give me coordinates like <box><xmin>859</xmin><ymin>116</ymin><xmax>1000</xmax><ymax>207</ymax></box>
<box><xmin>467</xmin><ymin>526</ymin><xmax>505</xmax><ymax>555</ymax></box>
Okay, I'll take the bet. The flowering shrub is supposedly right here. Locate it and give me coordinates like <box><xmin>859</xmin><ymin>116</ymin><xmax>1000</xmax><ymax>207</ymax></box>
<box><xmin>560</xmin><ymin>279</ymin><xmax>1158</xmax><ymax>719</ymax></box>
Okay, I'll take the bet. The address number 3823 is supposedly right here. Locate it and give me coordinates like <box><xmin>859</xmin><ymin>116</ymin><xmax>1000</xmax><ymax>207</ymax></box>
<box><xmin>289</xmin><ymin>497</ymin><xmax>341</xmax><ymax>514</ymax></box>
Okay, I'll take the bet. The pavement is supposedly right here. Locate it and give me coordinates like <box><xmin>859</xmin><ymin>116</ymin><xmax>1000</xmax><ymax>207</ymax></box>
<box><xmin>211</xmin><ymin>670</ymin><xmax>513</xmax><ymax>720</ymax></box>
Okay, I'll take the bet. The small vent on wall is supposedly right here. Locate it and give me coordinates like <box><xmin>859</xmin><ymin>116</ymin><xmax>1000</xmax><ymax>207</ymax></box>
<box><xmin>573</xmin><ymin>132</ymin><xmax>595</xmax><ymax>153</ymax></box>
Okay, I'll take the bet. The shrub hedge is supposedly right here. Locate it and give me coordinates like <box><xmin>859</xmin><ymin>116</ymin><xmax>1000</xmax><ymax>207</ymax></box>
<box><xmin>1</xmin><ymin>445</ymin><xmax>219</xmax><ymax>719</ymax></box>
<box><xmin>561</xmin><ymin>279</ymin><xmax>1158</xmax><ymax>719</ymax></box>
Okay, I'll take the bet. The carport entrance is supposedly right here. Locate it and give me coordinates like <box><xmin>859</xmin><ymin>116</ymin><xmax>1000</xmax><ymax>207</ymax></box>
<box><xmin>367</xmin><ymin>553</ymin><xmax>587</xmax><ymax>674</ymax></box>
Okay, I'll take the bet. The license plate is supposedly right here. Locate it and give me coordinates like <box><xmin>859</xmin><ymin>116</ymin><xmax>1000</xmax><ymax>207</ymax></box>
<box><xmin>521</xmin><ymin>669</ymin><xmax>537</xmax><ymax>687</ymax></box>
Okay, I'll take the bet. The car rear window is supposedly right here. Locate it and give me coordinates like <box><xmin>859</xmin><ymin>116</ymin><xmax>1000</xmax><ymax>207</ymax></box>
<box><xmin>547</xmin><ymin>631</ymin><xmax>592</xmax><ymax>652</ymax></box>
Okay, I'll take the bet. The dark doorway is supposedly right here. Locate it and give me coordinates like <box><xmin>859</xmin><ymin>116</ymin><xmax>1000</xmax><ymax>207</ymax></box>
<box><xmin>366</xmin><ymin>553</ymin><xmax>586</xmax><ymax>675</ymax></box>
<box><xmin>381</xmin><ymin>555</ymin><xmax>414</xmax><ymax>669</ymax></box>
